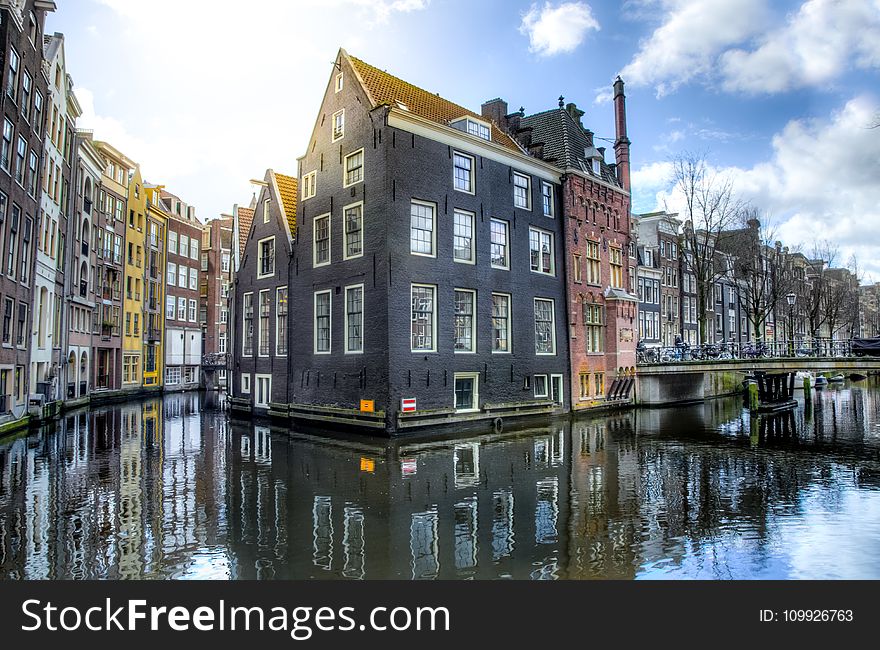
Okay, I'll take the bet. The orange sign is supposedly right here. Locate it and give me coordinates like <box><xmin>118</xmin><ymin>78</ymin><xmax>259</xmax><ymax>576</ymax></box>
<box><xmin>360</xmin><ymin>399</ymin><xmax>375</xmax><ymax>413</ymax></box>
<box><xmin>360</xmin><ymin>457</ymin><xmax>375</xmax><ymax>473</ymax></box>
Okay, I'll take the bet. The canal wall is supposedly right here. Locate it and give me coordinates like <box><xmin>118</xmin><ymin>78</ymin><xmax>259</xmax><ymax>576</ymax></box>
<box><xmin>635</xmin><ymin>370</ymin><xmax>742</xmax><ymax>406</ymax></box>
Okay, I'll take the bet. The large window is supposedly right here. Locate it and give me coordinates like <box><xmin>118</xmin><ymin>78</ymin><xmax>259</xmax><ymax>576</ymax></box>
<box><xmin>453</xmin><ymin>373</ymin><xmax>479</xmax><ymax>412</ymax></box>
<box><xmin>188</xmin><ymin>298</ymin><xmax>197</xmax><ymax>322</ymax></box>
<box><xmin>584</xmin><ymin>302</ymin><xmax>604</xmax><ymax>353</ymax></box>
<box><xmin>332</xmin><ymin>109</ymin><xmax>345</xmax><ymax>141</ymax></box>
<box><xmin>1</xmin><ymin>120</ymin><xmax>12</xmax><ymax>171</ymax></box>
<box><xmin>165</xmin><ymin>295</ymin><xmax>175</xmax><ymax>320</ymax></box>
<box><xmin>258</xmin><ymin>290</ymin><xmax>270</xmax><ymax>356</ymax></box>
<box><xmin>345</xmin><ymin>284</ymin><xmax>363</xmax><ymax>353</ymax></box>
<box><xmin>410</xmin><ymin>201</ymin><xmax>435</xmax><ymax>257</ymax></box>
<box><xmin>490</xmin><ymin>219</ymin><xmax>509</xmax><ymax>269</ymax></box>
<box><xmin>491</xmin><ymin>293</ymin><xmax>511</xmax><ymax>353</ymax></box>
<box><xmin>586</xmin><ymin>240</ymin><xmax>601</xmax><ymax>284</ymax></box>
<box><xmin>14</xmin><ymin>136</ymin><xmax>26</xmax><ymax>185</ymax></box>
<box><xmin>178</xmin><ymin>264</ymin><xmax>188</xmax><ymax>288</ymax></box>
<box><xmin>243</xmin><ymin>293</ymin><xmax>254</xmax><ymax>355</ymax></box>
<box><xmin>453</xmin><ymin>152</ymin><xmax>474</xmax><ymax>193</ymax></box>
<box><xmin>314</xmin><ymin>291</ymin><xmax>331</xmax><ymax>354</ymax></box>
<box><xmin>453</xmin><ymin>209</ymin><xmax>475</xmax><ymax>263</ymax></box>
<box><xmin>610</xmin><ymin>247</ymin><xmax>623</xmax><ymax>288</ymax></box>
<box><xmin>344</xmin><ymin>202</ymin><xmax>362</xmax><ymax>259</ymax></box>
<box><xmin>343</xmin><ymin>149</ymin><xmax>363</xmax><ymax>187</ymax></box>
<box><xmin>529</xmin><ymin>227</ymin><xmax>554</xmax><ymax>275</ymax></box>
<box><xmin>313</xmin><ymin>214</ymin><xmax>330</xmax><ymax>266</ymax></box>
<box><xmin>453</xmin><ymin>289</ymin><xmax>476</xmax><ymax>353</ymax></box>
<box><xmin>167</xmin><ymin>262</ymin><xmax>176</xmax><ymax>287</ymax></box>
<box><xmin>177</xmin><ymin>296</ymin><xmax>186</xmax><ymax>321</ymax></box>
<box><xmin>21</xmin><ymin>72</ymin><xmax>31</xmax><ymax>121</ymax></box>
<box><xmin>302</xmin><ymin>170</ymin><xmax>317</xmax><ymax>200</ymax></box>
<box><xmin>276</xmin><ymin>287</ymin><xmax>288</xmax><ymax>356</ymax></box>
<box><xmin>258</xmin><ymin>236</ymin><xmax>275</xmax><ymax>277</ymax></box>
<box><xmin>411</xmin><ymin>284</ymin><xmax>436</xmax><ymax>352</ymax></box>
<box><xmin>541</xmin><ymin>181</ymin><xmax>554</xmax><ymax>217</ymax></box>
<box><xmin>513</xmin><ymin>172</ymin><xmax>531</xmax><ymax>210</ymax></box>
<box><xmin>188</xmin><ymin>267</ymin><xmax>197</xmax><ymax>290</ymax></box>
<box><xmin>168</xmin><ymin>230</ymin><xmax>177</xmax><ymax>255</ymax></box>
<box><xmin>534</xmin><ymin>298</ymin><xmax>556</xmax><ymax>355</ymax></box>
<box><xmin>255</xmin><ymin>374</ymin><xmax>271</xmax><ymax>408</ymax></box>
<box><xmin>6</xmin><ymin>49</ymin><xmax>19</xmax><ymax>101</ymax></box>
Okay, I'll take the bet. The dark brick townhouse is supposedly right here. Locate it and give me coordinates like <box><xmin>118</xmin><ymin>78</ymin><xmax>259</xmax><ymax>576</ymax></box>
<box><xmin>0</xmin><ymin>0</ymin><xmax>54</xmax><ymax>424</ymax></box>
<box><xmin>231</xmin><ymin>49</ymin><xmax>569</xmax><ymax>433</ymax></box>
<box><xmin>200</xmin><ymin>214</ymin><xmax>232</xmax><ymax>389</ymax></box>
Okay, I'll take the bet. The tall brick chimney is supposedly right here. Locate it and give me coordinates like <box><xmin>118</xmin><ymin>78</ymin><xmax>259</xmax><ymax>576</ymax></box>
<box><xmin>613</xmin><ymin>76</ymin><xmax>631</xmax><ymax>192</ymax></box>
<box><xmin>481</xmin><ymin>98</ymin><xmax>508</xmax><ymax>130</ymax></box>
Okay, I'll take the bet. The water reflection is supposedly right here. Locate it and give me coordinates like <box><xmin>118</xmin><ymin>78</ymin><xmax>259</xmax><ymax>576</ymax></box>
<box><xmin>1</xmin><ymin>382</ymin><xmax>880</xmax><ymax>580</ymax></box>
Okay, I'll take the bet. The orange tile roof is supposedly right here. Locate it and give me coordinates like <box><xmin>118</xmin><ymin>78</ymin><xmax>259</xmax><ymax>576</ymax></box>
<box><xmin>237</xmin><ymin>207</ymin><xmax>254</xmax><ymax>258</ymax></box>
<box><xmin>273</xmin><ymin>172</ymin><xmax>298</xmax><ymax>239</ymax></box>
<box><xmin>347</xmin><ymin>54</ymin><xmax>522</xmax><ymax>154</ymax></box>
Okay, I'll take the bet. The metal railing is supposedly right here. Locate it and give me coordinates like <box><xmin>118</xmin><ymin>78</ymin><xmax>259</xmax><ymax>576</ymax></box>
<box><xmin>637</xmin><ymin>338</ymin><xmax>855</xmax><ymax>365</ymax></box>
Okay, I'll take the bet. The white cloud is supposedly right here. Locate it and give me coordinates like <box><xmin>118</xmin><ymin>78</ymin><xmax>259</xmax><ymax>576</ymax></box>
<box><xmin>520</xmin><ymin>1</ymin><xmax>600</xmax><ymax>57</ymax></box>
<box><xmin>635</xmin><ymin>95</ymin><xmax>880</xmax><ymax>276</ymax></box>
<box><xmin>618</xmin><ymin>0</ymin><xmax>880</xmax><ymax>97</ymax></box>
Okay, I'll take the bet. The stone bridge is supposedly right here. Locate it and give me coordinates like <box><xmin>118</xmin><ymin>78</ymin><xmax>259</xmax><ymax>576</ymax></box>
<box><xmin>636</xmin><ymin>357</ymin><xmax>880</xmax><ymax>406</ymax></box>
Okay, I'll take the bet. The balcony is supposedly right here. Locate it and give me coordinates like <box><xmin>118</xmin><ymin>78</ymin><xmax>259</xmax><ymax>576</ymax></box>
<box><xmin>100</xmin><ymin>324</ymin><xmax>113</xmax><ymax>341</ymax></box>
<box><xmin>147</xmin><ymin>327</ymin><xmax>161</xmax><ymax>342</ymax></box>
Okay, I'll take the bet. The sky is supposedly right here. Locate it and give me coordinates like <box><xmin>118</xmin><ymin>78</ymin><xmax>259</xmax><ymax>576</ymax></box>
<box><xmin>51</xmin><ymin>0</ymin><xmax>880</xmax><ymax>276</ymax></box>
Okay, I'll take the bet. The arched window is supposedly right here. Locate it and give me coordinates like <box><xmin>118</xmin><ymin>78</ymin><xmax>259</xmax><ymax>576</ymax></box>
<box><xmin>79</xmin><ymin>261</ymin><xmax>88</xmax><ymax>297</ymax></box>
<box><xmin>81</xmin><ymin>219</ymin><xmax>90</xmax><ymax>256</ymax></box>
<box><xmin>80</xmin><ymin>351</ymin><xmax>88</xmax><ymax>396</ymax></box>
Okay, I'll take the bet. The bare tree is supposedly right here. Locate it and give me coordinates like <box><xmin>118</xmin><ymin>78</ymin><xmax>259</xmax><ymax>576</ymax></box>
<box><xmin>804</xmin><ymin>240</ymin><xmax>838</xmax><ymax>339</ymax></box>
<box><xmin>673</xmin><ymin>152</ymin><xmax>744</xmax><ymax>343</ymax></box>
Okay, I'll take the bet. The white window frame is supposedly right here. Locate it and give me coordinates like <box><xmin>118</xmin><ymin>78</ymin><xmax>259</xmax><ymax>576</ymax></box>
<box><xmin>167</xmin><ymin>261</ymin><xmax>176</xmax><ymax>287</ymax></box>
<box><xmin>491</xmin><ymin>292</ymin><xmax>512</xmax><ymax>354</ymax></box>
<box><xmin>188</xmin><ymin>267</ymin><xmax>198</xmax><ymax>291</ymax></box>
<box><xmin>453</xmin><ymin>372</ymin><xmax>480</xmax><ymax>413</ymax></box>
<box><xmin>513</xmin><ymin>172</ymin><xmax>531</xmax><ymax>210</ymax></box>
<box><xmin>452</xmin><ymin>151</ymin><xmax>475</xmax><ymax>195</ymax></box>
<box><xmin>529</xmin><ymin>227</ymin><xmax>555</xmax><ymax>276</ymax></box>
<box><xmin>490</xmin><ymin>218</ymin><xmax>509</xmax><ymax>270</ymax></box>
<box><xmin>534</xmin><ymin>297</ymin><xmax>557</xmax><ymax>356</ymax></box>
<box><xmin>335</xmin><ymin>72</ymin><xmax>343</xmax><ymax>93</ymax></box>
<box><xmin>258</xmin><ymin>289</ymin><xmax>270</xmax><ymax>357</ymax></box>
<box><xmin>343</xmin><ymin>200</ymin><xmax>363</xmax><ymax>261</ymax></box>
<box><xmin>533</xmin><ymin>374</ymin><xmax>549</xmax><ymax>398</ymax></box>
<box><xmin>541</xmin><ymin>181</ymin><xmax>554</xmax><ymax>217</ymax></box>
<box><xmin>453</xmin><ymin>288</ymin><xmax>477</xmax><ymax>354</ymax></box>
<box><xmin>410</xmin><ymin>200</ymin><xmax>436</xmax><ymax>258</ymax></box>
<box><xmin>453</xmin><ymin>209</ymin><xmax>475</xmax><ymax>265</ymax></box>
<box><xmin>313</xmin><ymin>214</ymin><xmax>331</xmax><ymax>267</ymax></box>
<box><xmin>344</xmin><ymin>283</ymin><xmax>364</xmax><ymax>355</ymax></box>
<box><xmin>411</xmin><ymin>283</ymin><xmax>437</xmax><ymax>353</ymax></box>
<box><xmin>257</xmin><ymin>235</ymin><xmax>275</xmax><ymax>279</ymax></box>
<box><xmin>331</xmin><ymin>109</ymin><xmax>345</xmax><ymax>142</ymax></box>
<box><xmin>241</xmin><ymin>372</ymin><xmax>251</xmax><ymax>394</ymax></box>
<box><xmin>188</xmin><ymin>298</ymin><xmax>197</xmax><ymax>323</ymax></box>
<box><xmin>276</xmin><ymin>287</ymin><xmax>288</xmax><ymax>357</ymax></box>
<box><xmin>255</xmin><ymin>373</ymin><xmax>271</xmax><ymax>408</ymax></box>
<box><xmin>343</xmin><ymin>148</ymin><xmax>364</xmax><ymax>188</ymax></box>
<box><xmin>177</xmin><ymin>296</ymin><xmax>187</xmax><ymax>321</ymax></box>
<box><xmin>314</xmin><ymin>290</ymin><xmax>332</xmax><ymax>355</ymax></box>
<box><xmin>302</xmin><ymin>170</ymin><xmax>317</xmax><ymax>201</ymax></box>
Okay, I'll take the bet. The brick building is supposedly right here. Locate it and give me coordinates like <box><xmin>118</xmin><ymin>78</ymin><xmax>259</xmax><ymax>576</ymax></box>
<box><xmin>200</xmin><ymin>214</ymin><xmax>232</xmax><ymax>389</ymax></box>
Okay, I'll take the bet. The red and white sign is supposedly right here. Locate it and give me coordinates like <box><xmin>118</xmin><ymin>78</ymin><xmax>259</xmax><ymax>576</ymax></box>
<box><xmin>401</xmin><ymin>458</ymin><xmax>418</xmax><ymax>477</ymax></box>
<box><xmin>401</xmin><ymin>398</ymin><xmax>417</xmax><ymax>412</ymax></box>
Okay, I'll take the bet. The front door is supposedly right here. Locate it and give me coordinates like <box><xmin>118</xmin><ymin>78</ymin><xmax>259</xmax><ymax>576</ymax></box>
<box><xmin>550</xmin><ymin>375</ymin><xmax>563</xmax><ymax>406</ymax></box>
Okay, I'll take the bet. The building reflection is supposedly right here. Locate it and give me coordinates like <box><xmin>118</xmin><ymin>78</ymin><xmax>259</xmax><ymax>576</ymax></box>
<box><xmin>1</xmin><ymin>379</ymin><xmax>880</xmax><ymax>579</ymax></box>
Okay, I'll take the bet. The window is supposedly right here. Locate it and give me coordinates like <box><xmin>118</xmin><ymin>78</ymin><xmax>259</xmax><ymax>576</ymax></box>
<box><xmin>345</xmin><ymin>284</ymin><xmax>363</xmax><ymax>354</ymax></box>
<box><xmin>302</xmin><ymin>170</ymin><xmax>317</xmax><ymax>200</ymax></box>
<box><xmin>276</xmin><ymin>287</ymin><xmax>288</xmax><ymax>356</ymax></box>
<box><xmin>534</xmin><ymin>374</ymin><xmax>549</xmax><ymax>398</ymax></box>
<box><xmin>188</xmin><ymin>267</ymin><xmax>197</xmax><ymax>290</ymax></box>
<box><xmin>1</xmin><ymin>120</ymin><xmax>12</xmax><ymax>172</ymax></box>
<box><xmin>411</xmin><ymin>284</ymin><xmax>436</xmax><ymax>352</ymax></box>
<box><xmin>241</xmin><ymin>373</ymin><xmax>251</xmax><ymax>394</ymax></box>
<box><xmin>453</xmin><ymin>373</ymin><xmax>479</xmax><ymax>412</ymax></box>
<box><xmin>579</xmin><ymin>373</ymin><xmax>590</xmax><ymax>400</ymax></box>
<box><xmin>529</xmin><ymin>227</ymin><xmax>554</xmax><ymax>275</ymax></box>
<box><xmin>15</xmin><ymin>136</ymin><xmax>26</xmax><ymax>185</ymax></box>
<box><xmin>584</xmin><ymin>303</ymin><xmax>604</xmax><ymax>352</ymax></box>
<box><xmin>220</xmin><ymin>307</ymin><xmax>228</xmax><ymax>324</ymax></box>
<box><xmin>165</xmin><ymin>366</ymin><xmax>181</xmax><ymax>385</ymax></box>
<box><xmin>263</xmin><ymin>198</ymin><xmax>269</xmax><ymax>224</ymax></box>
<box><xmin>595</xmin><ymin>372</ymin><xmax>605</xmax><ymax>397</ymax></box>
<box><xmin>33</xmin><ymin>92</ymin><xmax>42</xmax><ymax>136</ymax></box>
<box><xmin>219</xmin><ymin>334</ymin><xmax>227</xmax><ymax>354</ymax></box>
<box><xmin>168</xmin><ymin>230</ymin><xmax>177</xmax><ymax>255</ymax></box>
<box><xmin>2</xmin><ymin>298</ymin><xmax>12</xmax><ymax>344</ymax></box>
<box><xmin>452</xmin><ymin>117</ymin><xmax>491</xmax><ymax>141</ymax></box>
<box><xmin>27</xmin><ymin>151</ymin><xmax>37</xmax><ymax>197</ymax></box>
<box><xmin>258</xmin><ymin>236</ymin><xmax>275</xmax><ymax>277</ymax></box>
<box><xmin>7</xmin><ymin>205</ymin><xmax>19</xmax><ymax>277</ymax></box>
<box><xmin>453</xmin><ymin>209</ymin><xmax>475</xmax><ymax>263</ymax></box>
<box><xmin>610</xmin><ymin>247</ymin><xmax>623</xmax><ymax>288</ymax></box>
<box><xmin>259</xmin><ymin>290</ymin><xmax>270</xmax><ymax>356</ymax></box>
<box><xmin>453</xmin><ymin>289</ymin><xmax>476</xmax><ymax>353</ymax></box>
<box><xmin>586</xmin><ymin>241</ymin><xmax>601</xmax><ymax>284</ymax></box>
<box><xmin>255</xmin><ymin>374</ymin><xmax>272</xmax><ymax>408</ymax></box>
<box><xmin>16</xmin><ymin>303</ymin><xmax>26</xmax><ymax>346</ymax></box>
<box><xmin>243</xmin><ymin>293</ymin><xmax>254</xmax><ymax>355</ymax></box>
<box><xmin>491</xmin><ymin>293</ymin><xmax>511</xmax><ymax>353</ymax></box>
<box><xmin>410</xmin><ymin>201</ymin><xmax>435</xmax><ymax>256</ymax></box>
<box><xmin>314</xmin><ymin>291</ymin><xmax>331</xmax><ymax>353</ymax></box>
<box><xmin>343</xmin><ymin>149</ymin><xmax>363</xmax><ymax>187</ymax></box>
<box><xmin>167</xmin><ymin>262</ymin><xmax>176</xmax><ymax>287</ymax></box>
<box><xmin>188</xmin><ymin>298</ymin><xmax>197</xmax><ymax>322</ymax></box>
<box><xmin>573</xmin><ymin>254</ymin><xmax>582</xmax><ymax>283</ymax></box>
<box><xmin>221</xmin><ymin>252</ymin><xmax>230</xmax><ymax>272</ymax></box>
<box><xmin>489</xmin><ymin>219</ymin><xmax>509</xmax><ymax>269</ymax></box>
<box><xmin>190</xmin><ymin>238</ymin><xmax>198</xmax><ymax>260</ymax></box>
<box><xmin>166</xmin><ymin>295</ymin><xmax>175</xmax><ymax>320</ymax></box>
<box><xmin>343</xmin><ymin>202</ymin><xmax>363</xmax><ymax>259</ymax></box>
<box><xmin>453</xmin><ymin>152</ymin><xmax>474</xmax><ymax>193</ymax></box>
<box><xmin>20</xmin><ymin>217</ymin><xmax>30</xmax><ymax>283</ymax></box>
<box><xmin>21</xmin><ymin>72</ymin><xmax>31</xmax><ymax>121</ymax></box>
<box><xmin>7</xmin><ymin>49</ymin><xmax>19</xmax><ymax>101</ymax></box>
<box><xmin>313</xmin><ymin>215</ymin><xmax>330</xmax><ymax>266</ymax></box>
<box><xmin>332</xmin><ymin>109</ymin><xmax>344</xmax><ymax>141</ymax></box>
<box><xmin>534</xmin><ymin>298</ymin><xmax>556</xmax><ymax>355</ymax></box>
<box><xmin>513</xmin><ymin>172</ymin><xmax>531</xmax><ymax>210</ymax></box>
<box><xmin>177</xmin><ymin>296</ymin><xmax>186</xmax><ymax>321</ymax></box>
<box><xmin>541</xmin><ymin>181</ymin><xmax>554</xmax><ymax>217</ymax></box>
<box><xmin>178</xmin><ymin>264</ymin><xmax>188</xmax><ymax>288</ymax></box>
<box><xmin>335</xmin><ymin>72</ymin><xmax>343</xmax><ymax>93</ymax></box>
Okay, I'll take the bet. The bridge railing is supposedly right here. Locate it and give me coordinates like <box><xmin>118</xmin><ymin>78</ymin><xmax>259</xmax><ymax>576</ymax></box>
<box><xmin>637</xmin><ymin>338</ymin><xmax>854</xmax><ymax>365</ymax></box>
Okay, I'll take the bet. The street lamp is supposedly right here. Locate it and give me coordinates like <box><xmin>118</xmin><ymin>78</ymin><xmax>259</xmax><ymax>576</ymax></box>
<box><xmin>786</xmin><ymin>292</ymin><xmax>797</xmax><ymax>356</ymax></box>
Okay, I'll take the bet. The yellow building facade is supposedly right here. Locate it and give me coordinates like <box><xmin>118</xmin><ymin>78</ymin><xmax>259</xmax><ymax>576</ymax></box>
<box><xmin>122</xmin><ymin>167</ymin><xmax>147</xmax><ymax>388</ymax></box>
<box><xmin>143</xmin><ymin>185</ymin><xmax>168</xmax><ymax>389</ymax></box>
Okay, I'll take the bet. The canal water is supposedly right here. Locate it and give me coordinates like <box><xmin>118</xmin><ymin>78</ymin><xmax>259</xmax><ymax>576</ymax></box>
<box><xmin>1</xmin><ymin>382</ymin><xmax>879</xmax><ymax>580</ymax></box>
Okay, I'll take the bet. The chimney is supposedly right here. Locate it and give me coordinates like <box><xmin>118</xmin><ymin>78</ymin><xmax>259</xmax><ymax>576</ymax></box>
<box><xmin>565</xmin><ymin>102</ymin><xmax>585</xmax><ymax>128</ymax></box>
<box><xmin>583</xmin><ymin>128</ymin><xmax>594</xmax><ymax>147</ymax></box>
<box><xmin>613</xmin><ymin>76</ymin><xmax>631</xmax><ymax>192</ymax></box>
<box><xmin>481</xmin><ymin>98</ymin><xmax>508</xmax><ymax>130</ymax></box>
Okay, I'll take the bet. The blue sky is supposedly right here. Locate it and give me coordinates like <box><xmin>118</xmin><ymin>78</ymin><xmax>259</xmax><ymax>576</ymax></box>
<box><xmin>50</xmin><ymin>0</ymin><xmax>880</xmax><ymax>275</ymax></box>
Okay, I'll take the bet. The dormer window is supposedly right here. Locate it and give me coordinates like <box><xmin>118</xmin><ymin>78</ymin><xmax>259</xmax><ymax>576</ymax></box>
<box><xmin>592</xmin><ymin>159</ymin><xmax>601</xmax><ymax>176</ymax></box>
<box><xmin>450</xmin><ymin>117</ymin><xmax>491</xmax><ymax>142</ymax></box>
